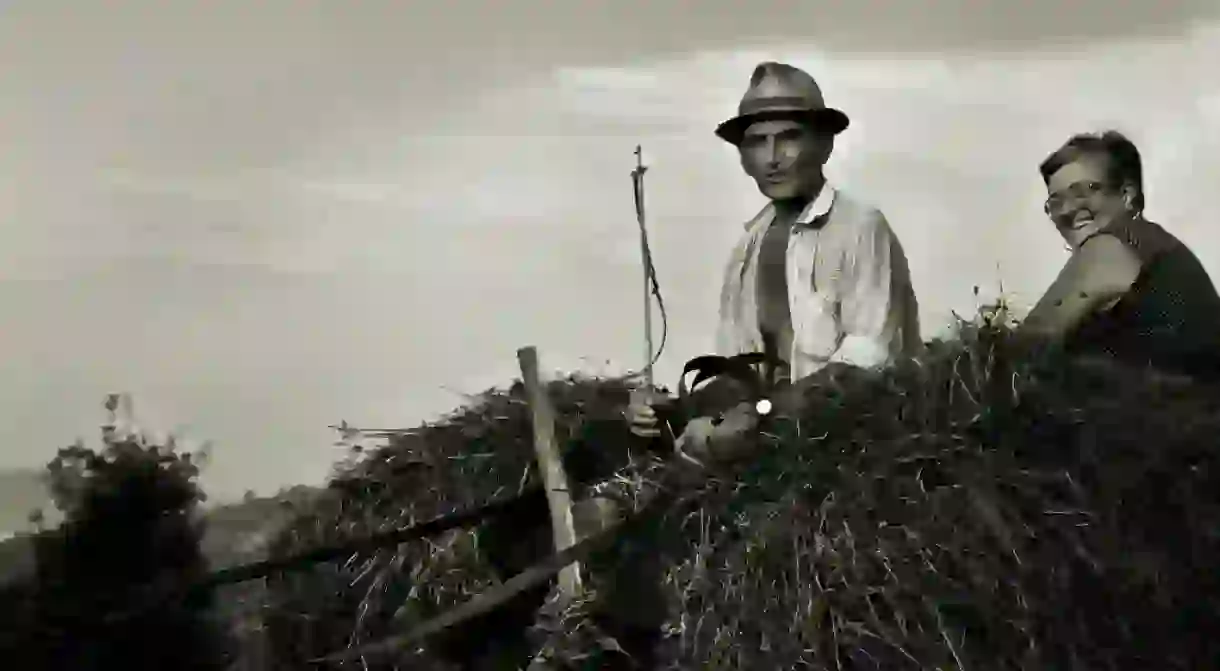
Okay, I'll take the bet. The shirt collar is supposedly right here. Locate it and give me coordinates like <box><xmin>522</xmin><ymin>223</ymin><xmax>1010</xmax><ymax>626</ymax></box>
<box><xmin>742</xmin><ymin>184</ymin><xmax>838</xmax><ymax>230</ymax></box>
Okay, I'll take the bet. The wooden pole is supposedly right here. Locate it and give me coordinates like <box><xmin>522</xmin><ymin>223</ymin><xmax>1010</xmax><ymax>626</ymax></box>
<box><xmin>516</xmin><ymin>346</ymin><xmax>583</xmax><ymax>600</ymax></box>
<box><xmin>632</xmin><ymin>145</ymin><xmax>655</xmax><ymax>389</ymax></box>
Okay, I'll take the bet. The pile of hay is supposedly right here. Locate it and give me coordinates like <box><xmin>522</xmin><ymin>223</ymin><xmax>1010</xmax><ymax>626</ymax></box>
<box><xmin>262</xmin><ymin>374</ymin><xmax>646</xmax><ymax>669</ymax></box>
<box><xmin>264</xmin><ymin>321</ymin><xmax>1220</xmax><ymax>670</ymax></box>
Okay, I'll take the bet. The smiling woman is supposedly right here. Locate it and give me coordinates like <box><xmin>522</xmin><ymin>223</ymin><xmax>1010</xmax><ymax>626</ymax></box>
<box><xmin>1021</xmin><ymin>130</ymin><xmax>1220</xmax><ymax>377</ymax></box>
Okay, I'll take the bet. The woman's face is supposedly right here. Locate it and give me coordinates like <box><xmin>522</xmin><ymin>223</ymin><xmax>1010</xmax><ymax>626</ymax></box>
<box><xmin>1044</xmin><ymin>155</ymin><xmax>1132</xmax><ymax>249</ymax></box>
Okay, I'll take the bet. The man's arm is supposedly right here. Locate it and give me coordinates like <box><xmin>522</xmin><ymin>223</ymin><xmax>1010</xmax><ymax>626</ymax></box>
<box><xmin>828</xmin><ymin>210</ymin><xmax>915</xmax><ymax>369</ymax></box>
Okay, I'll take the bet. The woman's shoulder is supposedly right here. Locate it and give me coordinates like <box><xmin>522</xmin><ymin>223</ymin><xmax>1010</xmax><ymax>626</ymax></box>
<box><xmin>1095</xmin><ymin>217</ymin><xmax>1182</xmax><ymax>262</ymax></box>
<box><xmin>1072</xmin><ymin>232</ymin><xmax>1143</xmax><ymax>278</ymax></box>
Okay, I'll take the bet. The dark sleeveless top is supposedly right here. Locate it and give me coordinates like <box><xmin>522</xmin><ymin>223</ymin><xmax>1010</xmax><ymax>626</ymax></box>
<box><xmin>1065</xmin><ymin>218</ymin><xmax>1220</xmax><ymax>379</ymax></box>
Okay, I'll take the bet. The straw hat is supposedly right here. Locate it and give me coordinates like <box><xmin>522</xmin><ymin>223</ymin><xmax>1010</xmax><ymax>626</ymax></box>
<box><xmin>715</xmin><ymin>62</ymin><xmax>850</xmax><ymax>146</ymax></box>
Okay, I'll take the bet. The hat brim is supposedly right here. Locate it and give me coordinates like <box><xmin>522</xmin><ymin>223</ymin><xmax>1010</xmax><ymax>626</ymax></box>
<box><xmin>715</xmin><ymin>108</ymin><xmax>850</xmax><ymax>145</ymax></box>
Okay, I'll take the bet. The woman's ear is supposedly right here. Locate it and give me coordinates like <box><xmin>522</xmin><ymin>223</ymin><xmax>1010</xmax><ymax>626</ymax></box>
<box><xmin>1120</xmin><ymin>183</ymin><xmax>1138</xmax><ymax>211</ymax></box>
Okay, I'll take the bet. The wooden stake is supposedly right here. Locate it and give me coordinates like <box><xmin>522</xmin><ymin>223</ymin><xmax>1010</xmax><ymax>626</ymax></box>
<box><xmin>516</xmin><ymin>346</ymin><xmax>583</xmax><ymax>600</ymax></box>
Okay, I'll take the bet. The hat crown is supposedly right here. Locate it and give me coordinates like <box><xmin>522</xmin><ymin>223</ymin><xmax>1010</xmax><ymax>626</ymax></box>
<box><xmin>739</xmin><ymin>62</ymin><xmax>827</xmax><ymax>115</ymax></box>
<box><xmin>714</xmin><ymin>61</ymin><xmax>849</xmax><ymax>145</ymax></box>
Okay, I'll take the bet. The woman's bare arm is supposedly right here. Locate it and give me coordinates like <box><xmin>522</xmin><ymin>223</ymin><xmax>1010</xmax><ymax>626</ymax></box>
<box><xmin>1020</xmin><ymin>234</ymin><xmax>1142</xmax><ymax>342</ymax></box>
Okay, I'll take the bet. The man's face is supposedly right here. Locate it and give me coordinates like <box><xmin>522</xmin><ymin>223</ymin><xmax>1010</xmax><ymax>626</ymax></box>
<box><xmin>738</xmin><ymin>118</ymin><xmax>833</xmax><ymax>201</ymax></box>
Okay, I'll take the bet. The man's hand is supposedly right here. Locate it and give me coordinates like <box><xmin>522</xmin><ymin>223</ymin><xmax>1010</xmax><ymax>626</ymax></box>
<box><xmin>626</xmin><ymin>386</ymin><xmax>672</xmax><ymax>438</ymax></box>
<box><xmin>675</xmin><ymin>401</ymin><xmax>762</xmax><ymax>466</ymax></box>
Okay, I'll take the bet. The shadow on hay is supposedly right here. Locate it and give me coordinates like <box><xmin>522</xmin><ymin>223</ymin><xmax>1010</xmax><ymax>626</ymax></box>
<box><xmin>263</xmin><ymin>321</ymin><xmax>1220</xmax><ymax>670</ymax></box>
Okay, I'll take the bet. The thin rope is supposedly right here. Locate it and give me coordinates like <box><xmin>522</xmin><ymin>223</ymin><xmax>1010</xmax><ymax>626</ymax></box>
<box><xmin>613</xmin><ymin>147</ymin><xmax>669</xmax><ymax>385</ymax></box>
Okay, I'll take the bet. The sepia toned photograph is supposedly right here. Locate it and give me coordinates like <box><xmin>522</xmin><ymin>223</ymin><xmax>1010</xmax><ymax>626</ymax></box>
<box><xmin>1</xmin><ymin>1</ymin><xmax>1219</xmax><ymax>669</ymax></box>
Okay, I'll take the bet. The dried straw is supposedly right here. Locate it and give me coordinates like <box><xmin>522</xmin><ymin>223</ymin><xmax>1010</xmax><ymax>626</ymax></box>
<box><xmin>265</xmin><ymin>318</ymin><xmax>1220</xmax><ymax>670</ymax></box>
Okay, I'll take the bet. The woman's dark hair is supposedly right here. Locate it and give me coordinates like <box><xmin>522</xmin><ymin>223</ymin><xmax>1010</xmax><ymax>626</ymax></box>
<box><xmin>1038</xmin><ymin>130</ymin><xmax>1145</xmax><ymax>213</ymax></box>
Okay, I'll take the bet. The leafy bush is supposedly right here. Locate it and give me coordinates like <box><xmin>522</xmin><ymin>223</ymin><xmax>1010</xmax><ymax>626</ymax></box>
<box><xmin>264</xmin><ymin>314</ymin><xmax>1220</xmax><ymax>670</ymax></box>
<box><xmin>3</xmin><ymin>396</ymin><xmax>232</xmax><ymax>671</ymax></box>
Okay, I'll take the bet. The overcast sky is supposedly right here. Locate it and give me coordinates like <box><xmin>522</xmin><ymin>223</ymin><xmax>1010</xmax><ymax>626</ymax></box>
<box><xmin>1</xmin><ymin>1</ymin><xmax>1219</xmax><ymax>503</ymax></box>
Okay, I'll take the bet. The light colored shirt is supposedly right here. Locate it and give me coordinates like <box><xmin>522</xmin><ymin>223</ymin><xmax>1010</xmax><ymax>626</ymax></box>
<box><xmin>716</xmin><ymin>185</ymin><xmax>921</xmax><ymax>381</ymax></box>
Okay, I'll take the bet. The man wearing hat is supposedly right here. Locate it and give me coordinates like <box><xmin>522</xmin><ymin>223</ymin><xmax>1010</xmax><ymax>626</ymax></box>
<box><xmin>599</xmin><ymin>62</ymin><xmax>921</xmax><ymax>667</ymax></box>
<box><xmin>630</xmin><ymin>61</ymin><xmax>922</xmax><ymax>450</ymax></box>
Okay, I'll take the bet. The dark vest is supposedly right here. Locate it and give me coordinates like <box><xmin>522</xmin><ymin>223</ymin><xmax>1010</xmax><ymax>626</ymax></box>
<box><xmin>1066</xmin><ymin>218</ymin><xmax>1220</xmax><ymax>378</ymax></box>
<box><xmin>756</xmin><ymin>209</ymin><xmax>799</xmax><ymax>381</ymax></box>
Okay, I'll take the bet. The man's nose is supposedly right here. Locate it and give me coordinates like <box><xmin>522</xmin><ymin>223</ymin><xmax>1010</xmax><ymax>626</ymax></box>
<box><xmin>763</xmin><ymin>137</ymin><xmax>780</xmax><ymax>167</ymax></box>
